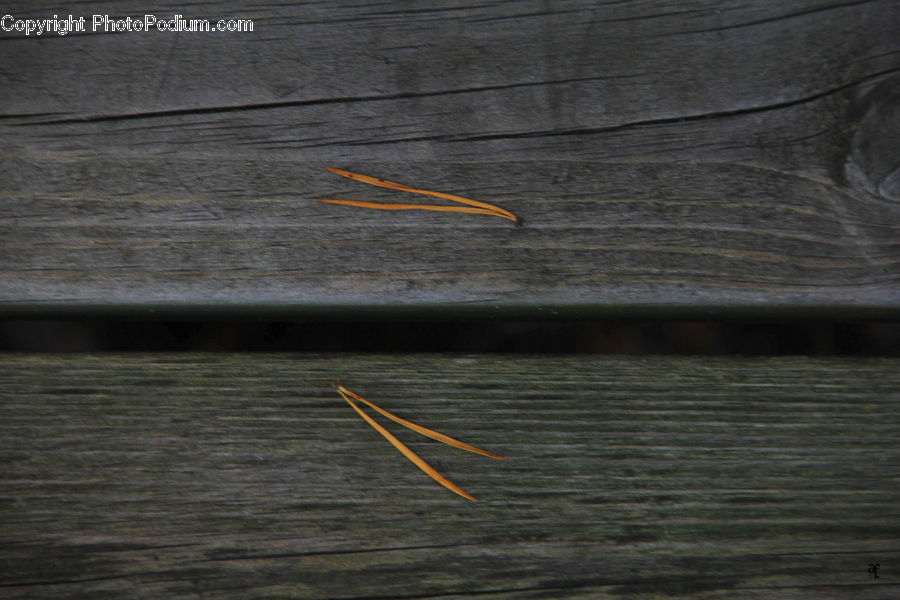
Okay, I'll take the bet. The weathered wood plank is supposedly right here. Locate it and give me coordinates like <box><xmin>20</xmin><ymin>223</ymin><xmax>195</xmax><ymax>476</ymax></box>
<box><xmin>1</xmin><ymin>1</ymin><xmax>899</xmax><ymax>316</ymax></box>
<box><xmin>1</xmin><ymin>354</ymin><xmax>898</xmax><ymax>598</ymax></box>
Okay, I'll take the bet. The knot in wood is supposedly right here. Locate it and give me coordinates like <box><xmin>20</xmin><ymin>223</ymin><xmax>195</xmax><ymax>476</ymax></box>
<box><xmin>846</xmin><ymin>79</ymin><xmax>900</xmax><ymax>202</ymax></box>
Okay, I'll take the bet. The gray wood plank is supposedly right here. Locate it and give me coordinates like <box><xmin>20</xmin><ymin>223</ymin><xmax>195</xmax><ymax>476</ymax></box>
<box><xmin>2</xmin><ymin>1</ymin><xmax>899</xmax><ymax>315</ymax></box>
<box><xmin>1</xmin><ymin>353</ymin><xmax>898</xmax><ymax>598</ymax></box>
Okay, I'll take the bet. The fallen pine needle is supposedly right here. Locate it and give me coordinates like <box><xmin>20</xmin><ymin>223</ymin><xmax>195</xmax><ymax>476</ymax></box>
<box><xmin>334</xmin><ymin>382</ymin><xmax>504</xmax><ymax>501</ymax></box>
<box><xmin>318</xmin><ymin>167</ymin><xmax>523</xmax><ymax>225</ymax></box>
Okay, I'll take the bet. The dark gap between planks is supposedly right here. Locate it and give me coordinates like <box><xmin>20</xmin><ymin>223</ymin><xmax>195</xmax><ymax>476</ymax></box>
<box><xmin>0</xmin><ymin>318</ymin><xmax>898</xmax><ymax>355</ymax></box>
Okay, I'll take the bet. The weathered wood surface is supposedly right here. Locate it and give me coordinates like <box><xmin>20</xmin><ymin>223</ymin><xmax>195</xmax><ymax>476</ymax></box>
<box><xmin>2</xmin><ymin>1</ymin><xmax>899</xmax><ymax>316</ymax></box>
<box><xmin>1</xmin><ymin>353</ymin><xmax>898</xmax><ymax>599</ymax></box>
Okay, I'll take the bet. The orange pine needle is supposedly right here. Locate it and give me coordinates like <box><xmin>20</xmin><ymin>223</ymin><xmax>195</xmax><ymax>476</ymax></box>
<box><xmin>319</xmin><ymin>166</ymin><xmax>522</xmax><ymax>225</ymax></box>
<box><xmin>336</xmin><ymin>387</ymin><xmax>477</xmax><ymax>501</ymax></box>
<box><xmin>324</xmin><ymin>166</ymin><xmax>518</xmax><ymax>221</ymax></box>
<box><xmin>334</xmin><ymin>382</ymin><xmax>504</xmax><ymax>501</ymax></box>
<box><xmin>316</xmin><ymin>198</ymin><xmax>511</xmax><ymax>220</ymax></box>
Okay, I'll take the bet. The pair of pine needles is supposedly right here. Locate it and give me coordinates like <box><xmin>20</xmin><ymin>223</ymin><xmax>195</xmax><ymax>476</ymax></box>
<box><xmin>318</xmin><ymin>167</ymin><xmax>523</xmax><ymax>225</ymax></box>
<box><xmin>333</xmin><ymin>383</ymin><xmax>505</xmax><ymax>501</ymax></box>
<box><xmin>322</xmin><ymin>169</ymin><xmax>512</xmax><ymax>499</ymax></box>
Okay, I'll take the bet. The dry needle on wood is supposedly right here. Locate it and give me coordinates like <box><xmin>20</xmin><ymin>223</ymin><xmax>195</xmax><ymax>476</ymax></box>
<box><xmin>318</xmin><ymin>167</ymin><xmax>523</xmax><ymax>225</ymax></box>
<box><xmin>333</xmin><ymin>382</ymin><xmax>505</xmax><ymax>501</ymax></box>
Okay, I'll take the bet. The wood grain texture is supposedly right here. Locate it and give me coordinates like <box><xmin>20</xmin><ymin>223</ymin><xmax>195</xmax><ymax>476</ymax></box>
<box><xmin>2</xmin><ymin>1</ymin><xmax>900</xmax><ymax>316</ymax></box>
<box><xmin>1</xmin><ymin>353</ymin><xmax>898</xmax><ymax>599</ymax></box>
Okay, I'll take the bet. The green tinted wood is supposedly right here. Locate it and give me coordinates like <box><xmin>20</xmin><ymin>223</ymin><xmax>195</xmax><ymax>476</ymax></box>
<box><xmin>2</xmin><ymin>354</ymin><xmax>897</xmax><ymax>598</ymax></box>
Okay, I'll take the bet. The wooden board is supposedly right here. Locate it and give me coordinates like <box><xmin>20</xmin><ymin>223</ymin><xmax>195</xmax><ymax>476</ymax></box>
<box><xmin>2</xmin><ymin>353</ymin><xmax>898</xmax><ymax>598</ymax></box>
<box><xmin>2</xmin><ymin>1</ymin><xmax>899</xmax><ymax>317</ymax></box>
